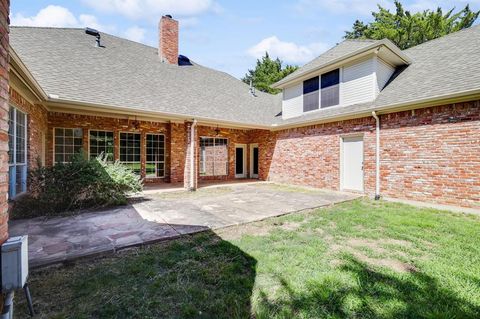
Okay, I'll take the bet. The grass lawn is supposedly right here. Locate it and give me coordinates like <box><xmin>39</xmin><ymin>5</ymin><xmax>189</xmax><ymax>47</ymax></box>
<box><xmin>15</xmin><ymin>199</ymin><xmax>480</xmax><ymax>318</ymax></box>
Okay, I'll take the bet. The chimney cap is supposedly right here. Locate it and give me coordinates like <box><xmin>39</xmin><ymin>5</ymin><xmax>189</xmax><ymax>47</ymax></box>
<box><xmin>164</xmin><ymin>14</ymin><xmax>173</xmax><ymax>19</ymax></box>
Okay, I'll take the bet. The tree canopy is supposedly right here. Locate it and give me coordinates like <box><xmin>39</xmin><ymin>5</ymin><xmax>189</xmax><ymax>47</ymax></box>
<box><xmin>344</xmin><ymin>1</ymin><xmax>479</xmax><ymax>49</ymax></box>
<box><xmin>242</xmin><ymin>53</ymin><xmax>298</xmax><ymax>94</ymax></box>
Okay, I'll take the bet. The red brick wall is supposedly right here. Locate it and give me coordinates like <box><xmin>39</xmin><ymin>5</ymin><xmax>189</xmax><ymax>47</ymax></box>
<box><xmin>258</xmin><ymin>101</ymin><xmax>480</xmax><ymax>208</ymax></box>
<box><xmin>0</xmin><ymin>0</ymin><xmax>9</xmax><ymax>244</ymax></box>
<box><xmin>47</xmin><ymin>112</ymin><xmax>170</xmax><ymax>182</ymax></box>
<box><xmin>255</xmin><ymin>118</ymin><xmax>376</xmax><ymax>192</ymax></box>
<box><xmin>380</xmin><ymin>101</ymin><xmax>480</xmax><ymax>208</ymax></box>
<box><xmin>9</xmin><ymin>87</ymin><xmax>48</xmax><ymax>169</ymax></box>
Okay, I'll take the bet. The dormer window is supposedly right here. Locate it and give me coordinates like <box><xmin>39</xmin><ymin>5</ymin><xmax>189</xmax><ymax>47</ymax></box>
<box><xmin>321</xmin><ymin>69</ymin><xmax>339</xmax><ymax>108</ymax></box>
<box><xmin>302</xmin><ymin>68</ymin><xmax>340</xmax><ymax>113</ymax></box>
<box><xmin>303</xmin><ymin>76</ymin><xmax>319</xmax><ymax>112</ymax></box>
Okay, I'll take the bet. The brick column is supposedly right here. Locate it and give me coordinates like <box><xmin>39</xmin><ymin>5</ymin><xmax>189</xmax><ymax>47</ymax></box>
<box><xmin>0</xmin><ymin>0</ymin><xmax>9</xmax><ymax>244</ymax></box>
<box><xmin>183</xmin><ymin>121</ymin><xmax>197</xmax><ymax>190</ymax></box>
<box><xmin>169</xmin><ymin>122</ymin><xmax>186</xmax><ymax>183</ymax></box>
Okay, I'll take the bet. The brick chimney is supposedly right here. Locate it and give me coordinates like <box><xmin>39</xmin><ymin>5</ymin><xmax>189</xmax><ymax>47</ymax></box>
<box><xmin>159</xmin><ymin>15</ymin><xmax>178</xmax><ymax>64</ymax></box>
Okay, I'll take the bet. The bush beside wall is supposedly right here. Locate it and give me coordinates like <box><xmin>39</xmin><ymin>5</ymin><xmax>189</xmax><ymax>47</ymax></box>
<box><xmin>11</xmin><ymin>154</ymin><xmax>143</xmax><ymax>219</ymax></box>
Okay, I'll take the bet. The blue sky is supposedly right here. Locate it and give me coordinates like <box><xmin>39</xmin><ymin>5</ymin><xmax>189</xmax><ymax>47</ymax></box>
<box><xmin>11</xmin><ymin>0</ymin><xmax>480</xmax><ymax>78</ymax></box>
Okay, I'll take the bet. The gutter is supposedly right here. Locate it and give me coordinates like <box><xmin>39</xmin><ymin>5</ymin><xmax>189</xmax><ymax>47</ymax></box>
<box><xmin>46</xmin><ymin>98</ymin><xmax>273</xmax><ymax>130</ymax></box>
<box><xmin>372</xmin><ymin>111</ymin><xmax>380</xmax><ymax>200</ymax></box>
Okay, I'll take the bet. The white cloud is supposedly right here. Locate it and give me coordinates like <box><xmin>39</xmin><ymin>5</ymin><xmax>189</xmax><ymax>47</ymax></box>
<box><xmin>82</xmin><ymin>0</ymin><xmax>218</xmax><ymax>20</ymax></box>
<box><xmin>11</xmin><ymin>5</ymin><xmax>114</xmax><ymax>32</ymax></box>
<box><xmin>247</xmin><ymin>36</ymin><xmax>329</xmax><ymax>64</ymax></box>
<box><xmin>295</xmin><ymin>0</ymin><xmax>394</xmax><ymax>16</ymax></box>
<box><xmin>124</xmin><ymin>26</ymin><xmax>146</xmax><ymax>42</ymax></box>
<box><xmin>12</xmin><ymin>5</ymin><xmax>79</xmax><ymax>27</ymax></box>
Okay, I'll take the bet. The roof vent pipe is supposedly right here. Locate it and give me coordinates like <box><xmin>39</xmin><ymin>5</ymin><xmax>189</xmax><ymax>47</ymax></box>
<box><xmin>85</xmin><ymin>27</ymin><xmax>101</xmax><ymax>47</ymax></box>
<box><xmin>249</xmin><ymin>80</ymin><xmax>256</xmax><ymax>97</ymax></box>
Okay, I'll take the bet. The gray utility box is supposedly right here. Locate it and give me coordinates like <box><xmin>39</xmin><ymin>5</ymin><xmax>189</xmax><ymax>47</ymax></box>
<box><xmin>1</xmin><ymin>236</ymin><xmax>29</xmax><ymax>291</ymax></box>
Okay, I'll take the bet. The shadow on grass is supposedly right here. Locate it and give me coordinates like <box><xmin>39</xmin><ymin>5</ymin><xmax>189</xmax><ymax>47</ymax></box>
<box><xmin>256</xmin><ymin>256</ymin><xmax>480</xmax><ymax>318</ymax></box>
<box><xmin>14</xmin><ymin>231</ymin><xmax>257</xmax><ymax>319</ymax></box>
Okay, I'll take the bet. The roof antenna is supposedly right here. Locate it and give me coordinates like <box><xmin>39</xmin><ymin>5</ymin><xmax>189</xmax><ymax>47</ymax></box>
<box><xmin>249</xmin><ymin>80</ymin><xmax>256</xmax><ymax>97</ymax></box>
<box><xmin>85</xmin><ymin>27</ymin><xmax>101</xmax><ymax>47</ymax></box>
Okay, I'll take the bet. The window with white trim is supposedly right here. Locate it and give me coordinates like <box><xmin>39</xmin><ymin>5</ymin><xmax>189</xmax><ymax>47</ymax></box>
<box><xmin>200</xmin><ymin>137</ymin><xmax>228</xmax><ymax>176</ymax></box>
<box><xmin>54</xmin><ymin>128</ymin><xmax>83</xmax><ymax>163</ymax></box>
<box><xmin>119</xmin><ymin>132</ymin><xmax>141</xmax><ymax>174</ymax></box>
<box><xmin>89</xmin><ymin>130</ymin><xmax>114</xmax><ymax>161</ymax></box>
<box><xmin>8</xmin><ymin>107</ymin><xmax>27</xmax><ymax>198</ymax></box>
<box><xmin>146</xmin><ymin>134</ymin><xmax>165</xmax><ymax>178</ymax></box>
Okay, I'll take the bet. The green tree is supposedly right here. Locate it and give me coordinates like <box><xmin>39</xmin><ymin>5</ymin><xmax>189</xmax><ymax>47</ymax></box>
<box><xmin>345</xmin><ymin>1</ymin><xmax>479</xmax><ymax>49</ymax></box>
<box><xmin>242</xmin><ymin>53</ymin><xmax>298</xmax><ymax>94</ymax></box>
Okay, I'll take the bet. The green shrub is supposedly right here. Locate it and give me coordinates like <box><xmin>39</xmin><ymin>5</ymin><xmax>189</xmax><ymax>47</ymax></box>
<box><xmin>11</xmin><ymin>152</ymin><xmax>143</xmax><ymax>219</ymax></box>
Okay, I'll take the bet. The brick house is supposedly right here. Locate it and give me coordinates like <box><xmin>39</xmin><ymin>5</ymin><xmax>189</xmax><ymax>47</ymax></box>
<box><xmin>6</xmin><ymin>16</ymin><xmax>480</xmax><ymax>209</ymax></box>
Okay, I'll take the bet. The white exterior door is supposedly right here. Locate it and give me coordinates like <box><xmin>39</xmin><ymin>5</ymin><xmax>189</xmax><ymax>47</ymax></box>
<box><xmin>342</xmin><ymin>136</ymin><xmax>364</xmax><ymax>191</ymax></box>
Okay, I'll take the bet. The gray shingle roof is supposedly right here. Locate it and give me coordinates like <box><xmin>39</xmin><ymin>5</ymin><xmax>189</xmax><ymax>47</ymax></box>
<box><xmin>375</xmin><ymin>24</ymin><xmax>480</xmax><ymax>108</ymax></box>
<box><xmin>10</xmin><ymin>25</ymin><xmax>480</xmax><ymax>128</ymax></box>
<box><xmin>10</xmin><ymin>27</ymin><xmax>281</xmax><ymax>126</ymax></box>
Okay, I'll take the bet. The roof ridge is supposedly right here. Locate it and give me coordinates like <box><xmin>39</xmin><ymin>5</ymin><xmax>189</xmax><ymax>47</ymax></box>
<box><xmin>404</xmin><ymin>24</ymin><xmax>480</xmax><ymax>52</ymax></box>
<box><xmin>343</xmin><ymin>38</ymin><xmax>379</xmax><ymax>43</ymax></box>
<box><xmin>12</xmin><ymin>25</ymin><xmax>161</xmax><ymax>52</ymax></box>
<box><xmin>10</xmin><ymin>25</ymin><xmax>85</xmax><ymax>30</ymax></box>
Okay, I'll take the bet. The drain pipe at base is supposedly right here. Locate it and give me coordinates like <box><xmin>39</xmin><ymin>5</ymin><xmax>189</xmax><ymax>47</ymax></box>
<box><xmin>189</xmin><ymin>119</ymin><xmax>198</xmax><ymax>191</ymax></box>
<box><xmin>372</xmin><ymin>111</ymin><xmax>381</xmax><ymax>200</ymax></box>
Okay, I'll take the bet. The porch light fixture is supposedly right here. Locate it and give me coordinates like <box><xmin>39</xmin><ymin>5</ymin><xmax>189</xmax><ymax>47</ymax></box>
<box><xmin>214</xmin><ymin>126</ymin><xmax>221</xmax><ymax>136</ymax></box>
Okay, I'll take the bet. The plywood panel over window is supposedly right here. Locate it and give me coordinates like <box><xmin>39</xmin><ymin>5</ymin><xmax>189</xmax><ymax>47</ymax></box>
<box><xmin>200</xmin><ymin>137</ymin><xmax>228</xmax><ymax>176</ymax></box>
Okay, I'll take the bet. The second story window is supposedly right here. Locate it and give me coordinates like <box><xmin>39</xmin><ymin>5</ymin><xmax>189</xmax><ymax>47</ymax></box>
<box><xmin>303</xmin><ymin>76</ymin><xmax>319</xmax><ymax>112</ymax></box>
<box><xmin>321</xmin><ymin>69</ymin><xmax>340</xmax><ymax>108</ymax></box>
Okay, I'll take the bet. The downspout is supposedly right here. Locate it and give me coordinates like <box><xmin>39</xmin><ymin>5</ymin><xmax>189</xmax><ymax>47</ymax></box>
<box><xmin>190</xmin><ymin>119</ymin><xmax>197</xmax><ymax>191</ymax></box>
<box><xmin>372</xmin><ymin>111</ymin><xmax>380</xmax><ymax>200</ymax></box>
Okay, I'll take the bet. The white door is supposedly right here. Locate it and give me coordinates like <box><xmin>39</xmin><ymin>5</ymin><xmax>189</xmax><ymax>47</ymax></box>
<box><xmin>342</xmin><ymin>136</ymin><xmax>364</xmax><ymax>191</ymax></box>
<box><xmin>235</xmin><ymin>144</ymin><xmax>247</xmax><ymax>178</ymax></box>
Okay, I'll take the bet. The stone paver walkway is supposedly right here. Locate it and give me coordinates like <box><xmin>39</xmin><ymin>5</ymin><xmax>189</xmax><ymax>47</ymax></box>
<box><xmin>9</xmin><ymin>182</ymin><xmax>360</xmax><ymax>267</ymax></box>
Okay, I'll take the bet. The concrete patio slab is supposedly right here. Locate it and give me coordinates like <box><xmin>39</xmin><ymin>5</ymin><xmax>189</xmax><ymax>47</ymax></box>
<box><xmin>9</xmin><ymin>182</ymin><xmax>360</xmax><ymax>267</ymax></box>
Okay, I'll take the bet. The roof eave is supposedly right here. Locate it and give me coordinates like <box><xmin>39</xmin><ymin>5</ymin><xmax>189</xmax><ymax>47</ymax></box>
<box><xmin>45</xmin><ymin>98</ymin><xmax>273</xmax><ymax>130</ymax></box>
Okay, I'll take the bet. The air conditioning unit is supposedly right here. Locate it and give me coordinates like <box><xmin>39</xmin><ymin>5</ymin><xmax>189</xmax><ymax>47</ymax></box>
<box><xmin>1</xmin><ymin>236</ymin><xmax>29</xmax><ymax>291</ymax></box>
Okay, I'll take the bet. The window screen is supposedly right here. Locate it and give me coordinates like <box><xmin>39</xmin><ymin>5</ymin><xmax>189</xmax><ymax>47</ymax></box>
<box><xmin>200</xmin><ymin>137</ymin><xmax>228</xmax><ymax>176</ymax></box>
<box><xmin>303</xmin><ymin>76</ymin><xmax>319</xmax><ymax>112</ymax></box>
<box><xmin>321</xmin><ymin>69</ymin><xmax>340</xmax><ymax>108</ymax></box>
